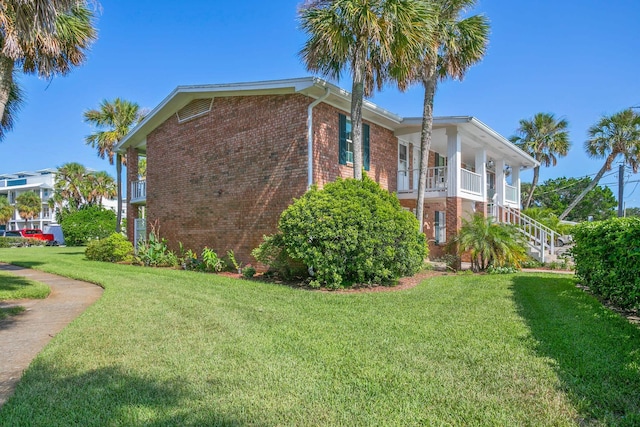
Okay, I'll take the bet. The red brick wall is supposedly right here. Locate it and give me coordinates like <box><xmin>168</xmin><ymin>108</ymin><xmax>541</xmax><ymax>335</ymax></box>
<box><xmin>400</xmin><ymin>198</ymin><xmax>448</xmax><ymax>259</ymax></box>
<box><xmin>126</xmin><ymin>147</ymin><xmax>139</xmax><ymax>243</ymax></box>
<box><xmin>312</xmin><ymin>103</ymin><xmax>397</xmax><ymax>191</ymax></box>
<box><xmin>146</xmin><ymin>94</ymin><xmax>309</xmax><ymax>265</ymax></box>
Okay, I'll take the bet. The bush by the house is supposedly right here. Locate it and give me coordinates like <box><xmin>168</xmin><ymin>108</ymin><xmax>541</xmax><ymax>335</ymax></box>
<box><xmin>60</xmin><ymin>205</ymin><xmax>116</xmax><ymax>246</ymax></box>
<box><xmin>0</xmin><ymin>237</ymin><xmax>45</xmax><ymax>247</ymax></box>
<box><xmin>572</xmin><ymin>217</ymin><xmax>640</xmax><ymax>310</ymax></box>
<box><xmin>251</xmin><ymin>233</ymin><xmax>307</xmax><ymax>280</ymax></box>
<box><xmin>85</xmin><ymin>233</ymin><xmax>134</xmax><ymax>263</ymax></box>
<box><xmin>135</xmin><ymin>229</ymin><xmax>178</xmax><ymax>267</ymax></box>
<box><xmin>242</xmin><ymin>266</ymin><xmax>256</xmax><ymax>278</ymax></box>
<box><xmin>263</xmin><ymin>176</ymin><xmax>427</xmax><ymax>289</ymax></box>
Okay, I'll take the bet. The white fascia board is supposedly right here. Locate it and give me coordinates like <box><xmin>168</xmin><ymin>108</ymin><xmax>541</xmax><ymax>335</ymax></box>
<box><xmin>0</xmin><ymin>183</ymin><xmax>52</xmax><ymax>191</ymax></box>
<box><xmin>467</xmin><ymin>117</ymin><xmax>539</xmax><ymax>168</ymax></box>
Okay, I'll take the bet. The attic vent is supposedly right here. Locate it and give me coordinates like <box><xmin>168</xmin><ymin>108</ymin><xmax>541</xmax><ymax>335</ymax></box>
<box><xmin>176</xmin><ymin>98</ymin><xmax>213</xmax><ymax>123</ymax></box>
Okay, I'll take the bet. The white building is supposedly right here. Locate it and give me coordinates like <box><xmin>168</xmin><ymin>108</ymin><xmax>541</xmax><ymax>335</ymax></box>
<box><xmin>0</xmin><ymin>169</ymin><xmax>57</xmax><ymax>230</ymax></box>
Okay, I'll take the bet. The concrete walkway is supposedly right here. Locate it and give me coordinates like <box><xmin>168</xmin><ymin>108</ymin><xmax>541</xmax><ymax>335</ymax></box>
<box><xmin>0</xmin><ymin>264</ymin><xmax>103</xmax><ymax>408</ymax></box>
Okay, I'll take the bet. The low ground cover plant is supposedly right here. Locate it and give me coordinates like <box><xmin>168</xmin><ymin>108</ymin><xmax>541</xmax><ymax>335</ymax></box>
<box><xmin>257</xmin><ymin>176</ymin><xmax>427</xmax><ymax>289</ymax></box>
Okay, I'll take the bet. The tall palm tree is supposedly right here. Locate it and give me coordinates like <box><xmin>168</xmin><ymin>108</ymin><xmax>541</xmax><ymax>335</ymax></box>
<box><xmin>86</xmin><ymin>171</ymin><xmax>116</xmax><ymax>206</ymax></box>
<box><xmin>0</xmin><ymin>2</ymin><xmax>96</xmax><ymax>133</ymax></box>
<box><xmin>559</xmin><ymin>109</ymin><xmax>640</xmax><ymax>220</ymax></box>
<box><xmin>0</xmin><ymin>195</ymin><xmax>13</xmax><ymax>226</ymax></box>
<box><xmin>55</xmin><ymin>162</ymin><xmax>88</xmax><ymax>209</ymax></box>
<box><xmin>409</xmin><ymin>0</ymin><xmax>489</xmax><ymax>232</ymax></box>
<box><xmin>510</xmin><ymin>113</ymin><xmax>570</xmax><ymax>209</ymax></box>
<box><xmin>299</xmin><ymin>0</ymin><xmax>429</xmax><ymax>180</ymax></box>
<box><xmin>84</xmin><ymin>98</ymin><xmax>144</xmax><ymax>232</ymax></box>
<box><xmin>15</xmin><ymin>190</ymin><xmax>41</xmax><ymax>229</ymax></box>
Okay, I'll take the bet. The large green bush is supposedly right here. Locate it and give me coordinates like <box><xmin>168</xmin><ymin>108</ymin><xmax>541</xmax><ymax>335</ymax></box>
<box><xmin>61</xmin><ymin>205</ymin><xmax>116</xmax><ymax>246</ymax></box>
<box><xmin>264</xmin><ymin>176</ymin><xmax>427</xmax><ymax>289</ymax></box>
<box><xmin>85</xmin><ymin>233</ymin><xmax>134</xmax><ymax>263</ymax></box>
<box><xmin>572</xmin><ymin>217</ymin><xmax>640</xmax><ymax>310</ymax></box>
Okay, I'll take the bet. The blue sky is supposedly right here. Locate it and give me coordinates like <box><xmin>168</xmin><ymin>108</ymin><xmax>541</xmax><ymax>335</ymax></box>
<box><xmin>3</xmin><ymin>1</ymin><xmax>640</xmax><ymax>206</ymax></box>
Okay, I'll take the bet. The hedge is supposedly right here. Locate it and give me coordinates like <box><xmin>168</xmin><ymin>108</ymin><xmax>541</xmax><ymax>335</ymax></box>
<box><xmin>0</xmin><ymin>237</ymin><xmax>46</xmax><ymax>247</ymax></box>
<box><xmin>572</xmin><ymin>217</ymin><xmax>640</xmax><ymax>310</ymax></box>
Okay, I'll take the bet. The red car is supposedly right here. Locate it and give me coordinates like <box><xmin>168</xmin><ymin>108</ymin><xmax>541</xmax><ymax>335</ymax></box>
<box><xmin>15</xmin><ymin>229</ymin><xmax>57</xmax><ymax>245</ymax></box>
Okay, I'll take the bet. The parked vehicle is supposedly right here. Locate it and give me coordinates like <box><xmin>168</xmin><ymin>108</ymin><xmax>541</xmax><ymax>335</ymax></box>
<box><xmin>557</xmin><ymin>235</ymin><xmax>573</xmax><ymax>247</ymax></box>
<box><xmin>14</xmin><ymin>229</ymin><xmax>58</xmax><ymax>245</ymax></box>
<box><xmin>1</xmin><ymin>230</ymin><xmax>22</xmax><ymax>237</ymax></box>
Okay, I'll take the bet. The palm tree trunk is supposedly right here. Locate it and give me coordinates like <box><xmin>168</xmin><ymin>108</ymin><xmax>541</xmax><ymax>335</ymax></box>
<box><xmin>0</xmin><ymin>56</ymin><xmax>14</xmax><ymax>125</ymax></box>
<box><xmin>523</xmin><ymin>166</ymin><xmax>540</xmax><ymax>209</ymax></box>
<box><xmin>416</xmin><ymin>65</ymin><xmax>437</xmax><ymax>232</ymax></box>
<box><xmin>350</xmin><ymin>43</ymin><xmax>366</xmax><ymax>180</ymax></box>
<box><xmin>559</xmin><ymin>153</ymin><xmax>616</xmax><ymax>220</ymax></box>
<box><xmin>116</xmin><ymin>153</ymin><xmax>122</xmax><ymax>233</ymax></box>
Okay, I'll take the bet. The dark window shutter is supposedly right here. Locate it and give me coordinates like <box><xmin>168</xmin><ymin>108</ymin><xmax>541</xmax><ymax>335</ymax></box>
<box><xmin>363</xmin><ymin>123</ymin><xmax>370</xmax><ymax>171</ymax></box>
<box><xmin>339</xmin><ymin>114</ymin><xmax>347</xmax><ymax>165</ymax></box>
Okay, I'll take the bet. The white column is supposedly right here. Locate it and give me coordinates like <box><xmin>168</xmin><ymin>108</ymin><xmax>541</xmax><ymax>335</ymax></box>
<box><xmin>511</xmin><ymin>165</ymin><xmax>521</xmax><ymax>209</ymax></box>
<box><xmin>475</xmin><ymin>148</ymin><xmax>487</xmax><ymax>202</ymax></box>
<box><xmin>446</xmin><ymin>127</ymin><xmax>461</xmax><ymax>198</ymax></box>
<box><xmin>496</xmin><ymin>158</ymin><xmax>506</xmax><ymax>206</ymax></box>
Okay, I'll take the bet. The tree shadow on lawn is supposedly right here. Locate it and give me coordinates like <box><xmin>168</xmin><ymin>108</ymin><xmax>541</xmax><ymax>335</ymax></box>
<box><xmin>511</xmin><ymin>274</ymin><xmax>640</xmax><ymax>425</ymax></box>
<box><xmin>0</xmin><ymin>365</ymin><xmax>251</xmax><ymax>426</ymax></box>
<box><xmin>0</xmin><ymin>275</ymin><xmax>38</xmax><ymax>294</ymax></box>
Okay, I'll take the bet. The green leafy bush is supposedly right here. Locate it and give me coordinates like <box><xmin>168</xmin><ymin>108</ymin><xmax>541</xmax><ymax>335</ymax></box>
<box><xmin>264</xmin><ymin>176</ymin><xmax>427</xmax><ymax>289</ymax></box>
<box><xmin>135</xmin><ymin>229</ymin><xmax>178</xmax><ymax>267</ymax></box>
<box><xmin>0</xmin><ymin>237</ymin><xmax>45</xmax><ymax>247</ymax></box>
<box><xmin>60</xmin><ymin>205</ymin><xmax>116</xmax><ymax>246</ymax></box>
<box><xmin>251</xmin><ymin>233</ymin><xmax>307</xmax><ymax>280</ymax></box>
<box><xmin>242</xmin><ymin>266</ymin><xmax>256</xmax><ymax>279</ymax></box>
<box><xmin>201</xmin><ymin>247</ymin><xmax>225</xmax><ymax>272</ymax></box>
<box><xmin>85</xmin><ymin>233</ymin><xmax>134</xmax><ymax>263</ymax></box>
<box><xmin>486</xmin><ymin>265</ymin><xmax>519</xmax><ymax>274</ymax></box>
<box><xmin>572</xmin><ymin>217</ymin><xmax>640</xmax><ymax>310</ymax></box>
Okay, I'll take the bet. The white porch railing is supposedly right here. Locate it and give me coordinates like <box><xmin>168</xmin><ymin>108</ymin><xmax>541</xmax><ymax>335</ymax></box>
<box><xmin>130</xmin><ymin>179</ymin><xmax>146</xmax><ymax>203</ymax></box>
<box><xmin>488</xmin><ymin>202</ymin><xmax>556</xmax><ymax>263</ymax></box>
<box><xmin>505</xmin><ymin>184</ymin><xmax>517</xmax><ymax>203</ymax></box>
<box><xmin>397</xmin><ymin>166</ymin><xmax>447</xmax><ymax>192</ymax></box>
<box><xmin>460</xmin><ymin>169</ymin><xmax>482</xmax><ymax>195</ymax></box>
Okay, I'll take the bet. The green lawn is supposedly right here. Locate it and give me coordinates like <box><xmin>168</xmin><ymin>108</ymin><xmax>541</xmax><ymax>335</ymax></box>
<box><xmin>0</xmin><ymin>269</ymin><xmax>50</xmax><ymax>320</ymax></box>
<box><xmin>0</xmin><ymin>247</ymin><xmax>638</xmax><ymax>426</ymax></box>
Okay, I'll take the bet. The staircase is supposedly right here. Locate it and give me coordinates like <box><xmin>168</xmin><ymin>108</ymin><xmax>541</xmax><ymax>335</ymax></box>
<box><xmin>488</xmin><ymin>203</ymin><xmax>557</xmax><ymax>263</ymax></box>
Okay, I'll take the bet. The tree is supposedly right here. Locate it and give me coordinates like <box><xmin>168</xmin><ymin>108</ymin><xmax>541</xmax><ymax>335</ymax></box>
<box><xmin>560</xmin><ymin>109</ymin><xmax>640</xmax><ymax>220</ymax></box>
<box><xmin>84</xmin><ymin>98</ymin><xmax>144</xmax><ymax>232</ymax></box>
<box><xmin>528</xmin><ymin>177</ymin><xmax>616</xmax><ymax>222</ymax></box>
<box><xmin>0</xmin><ymin>195</ymin><xmax>13</xmax><ymax>226</ymax></box>
<box><xmin>0</xmin><ymin>2</ymin><xmax>96</xmax><ymax>135</ymax></box>
<box><xmin>15</xmin><ymin>191</ymin><xmax>41</xmax><ymax>228</ymax></box>
<box><xmin>85</xmin><ymin>171</ymin><xmax>116</xmax><ymax>206</ymax></box>
<box><xmin>450</xmin><ymin>213</ymin><xmax>526</xmax><ymax>272</ymax></box>
<box><xmin>299</xmin><ymin>0</ymin><xmax>429</xmax><ymax>180</ymax></box>
<box><xmin>510</xmin><ymin>113</ymin><xmax>570</xmax><ymax>209</ymax></box>
<box><xmin>411</xmin><ymin>0</ymin><xmax>489</xmax><ymax>232</ymax></box>
<box><xmin>625</xmin><ymin>207</ymin><xmax>640</xmax><ymax>217</ymax></box>
<box><xmin>54</xmin><ymin>162</ymin><xmax>89</xmax><ymax>209</ymax></box>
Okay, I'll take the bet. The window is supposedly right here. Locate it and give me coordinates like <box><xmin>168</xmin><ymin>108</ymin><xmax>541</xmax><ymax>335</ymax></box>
<box><xmin>339</xmin><ymin>114</ymin><xmax>369</xmax><ymax>170</ymax></box>
<box><xmin>434</xmin><ymin>211</ymin><xmax>446</xmax><ymax>244</ymax></box>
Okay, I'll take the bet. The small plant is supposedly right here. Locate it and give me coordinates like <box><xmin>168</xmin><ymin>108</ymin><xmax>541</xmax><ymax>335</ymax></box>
<box><xmin>226</xmin><ymin>249</ymin><xmax>242</xmax><ymax>273</ymax></box>
<box><xmin>242</xmin><ymin>265</ymin><xmax>256</xmax><ymax>279</ymax></box>
<box><xmin>433</xmin><ymin>254</ymin><xmax>461</xmax><ymax>272</ymax></box>
<box><xmin>181</xmin><ymin>249</ymin><xmax>200</xmax><ymax>271</ymax></box>
<box><xmin>85</xmin><ymin>233</ymin><xmax>134</xmax><ymax>263</ymax></box>
<box><xmin>135</xmin><ymin>221</ymin><xmax>178</xmax><ymax>267</ymax></box>
<box><xmin>486</xmin><ymin>265</ymin><xmax>519</xmax><ymax>274</ymax></box>
<box><xmin>520</xmin><ymin>257</ymin><xmax>543</xmax><ymax>269</ymax></box>
<box><xmin>547</xmin><ymin>261</ymin><xmax>560</xmax><ymax>270</ymax></box>
<box><xmin>201</xmin><ymin>247</ymin><xmax>224</xmax><ymax>272</ymax></box>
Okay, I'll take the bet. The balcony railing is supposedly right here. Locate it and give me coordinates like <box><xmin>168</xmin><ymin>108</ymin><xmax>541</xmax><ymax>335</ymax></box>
<box><xmin>505</xmin><ymin>184</ymin><xmax>517</xmax><ymax>203</ymax></box>
<box><xmin>397</xmin><ymin>166</ymin><xmax>447</xmax><ymax>193</ymax></box>
<box><xmin>460</xmin><ymin>169</ymin><xmax>482</xmax><ymax>195</ymax></box>
<box><xmin>130</xmin><ymin>179</ymin><xmax>146</xmax><ymax>203</ymax></box>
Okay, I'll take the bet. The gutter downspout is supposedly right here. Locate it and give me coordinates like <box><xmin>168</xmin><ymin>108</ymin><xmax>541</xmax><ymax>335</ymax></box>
<box><xmin>307</xmin><ymin>87</ymin><xmax>331</xmax><ymax>188</ymax></box>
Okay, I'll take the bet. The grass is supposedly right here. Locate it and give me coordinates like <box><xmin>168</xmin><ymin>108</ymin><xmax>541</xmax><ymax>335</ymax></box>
<box><xmin>0</xmin><ymin>247</ymin><xmax>638</xmax><ymax>426</ymax></box>
<box><xmin>0</xmin><ymin>269</ymin><xmax>50</xmax><ymax>320</ymax></box>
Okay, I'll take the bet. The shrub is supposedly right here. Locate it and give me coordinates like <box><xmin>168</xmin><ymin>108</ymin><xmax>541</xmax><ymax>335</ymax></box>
<box><xmin>242</xmin><ymin>266</ymin><xmax>256</xmax><ymax>279</ymax></box>
<box><xmin>486</xmin><ymin>265</ymin><xmax>519</xmax><ymax>274</ymax></box>
<box><xmin>0</xmin><ymin>237</ymin><xmax>45</xmax><ymax>247</ymax></box>
<box><xmin>85</xmin><ymin>233</ymin><xmax>134</xmax><ymax>263</ymax></box>
<box><xmin>251</xmin><ymin>233</ymin><xmax>307</xmax><ymax>280</ymax></box>
<box><xmin>201</xmin><ymin>247</ymin><xmax>225</xmax><ymax>272</ymax></box>
<box><xmin>226</xmin><ymin>250</ymin><xmax>241</xmax><ymax>272</ymax></box>
<box><xmin>268</xmin><ymin>176</ymin><xmax>427</xmax><ymax>289</ymax></box>
<box><xmin>135</xmin><ymin>228</ymin><xmax>178</xmax><ymax>268</ymax></box>
<box><xmin>60</xmin><ymin>205</ymin><xmax>116</xmax><ymax>246</ymax></box>
<box><xmin>572</xmin><ymin>217</ymin><xmax>640</xmax><ymax>310</ymax></box>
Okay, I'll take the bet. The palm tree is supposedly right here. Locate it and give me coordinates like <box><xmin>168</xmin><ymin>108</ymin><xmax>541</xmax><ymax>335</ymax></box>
<box><xmin>559</xmin><ymin>109</ymin><xmax>640</xmax><ymax>220</ymax></box>
<box><xmin>86</xmin><ymin>171</ymin><xmax>116</xmax><ymax>206</ymax></box>
<box><xmin>84</xmin><ymin>98</ymin><xmax>144</xmax><ymax>232</ymax></box>
<box><xmin>299</xmin><ymin>0</ymin><xmax>429</xmax><ymax>180</ymax></box>
<box><xmin>0</xmin><ymin>2</ymin><xmax>96</xmax><ymax>134</ymax></box>
<box><xmin>451</xmin><ymin>213</ymin><xmax>526</xmax><ymax>272</ymax></box>
<box><xmin>15</xmin><ymin>191</ymin><xmax>41</xmax><ymax>229</ymax></box>
<box><xmin>0</xmin><ymin>195</ymin><xmax>13</xmax><ymax>227</ymax></box>
<box><xmin>510</xmin><ymin>113</ymin><xmax>570</xmax><ymax>209</ymax></box>
<box><xmin>410</xmin><ymin>0</ymin><xmax>489</xmax><ymax>232</ymax></box>
<box><xmin>54</xmin><ymin>162</ymin><xmax>88</xmax><ymax>209</ymax></box>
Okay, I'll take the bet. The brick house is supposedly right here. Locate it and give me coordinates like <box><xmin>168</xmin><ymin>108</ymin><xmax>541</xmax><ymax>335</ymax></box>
<box><xmin>116</xmin><ymin>77</ymin><xmax>538</xmax><ymax>264</ymax></box>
